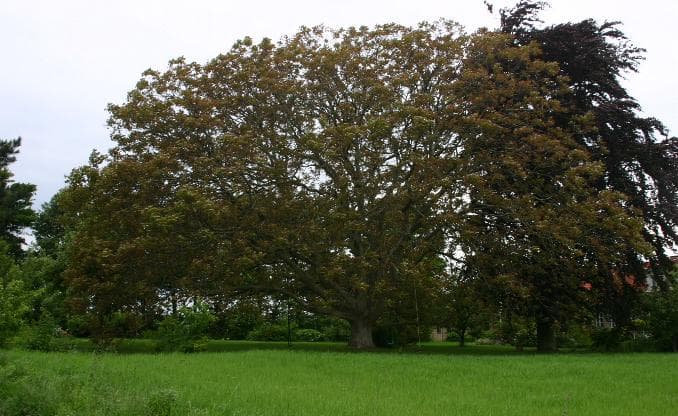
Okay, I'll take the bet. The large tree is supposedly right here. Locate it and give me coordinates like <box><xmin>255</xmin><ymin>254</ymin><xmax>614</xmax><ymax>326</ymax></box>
<box><xmin>64</xmin><ymin>23</ymin><xmax>468</xmax><ymax>347</ymax></box>
<box><xmin>61</xmin><ymin>20</ymin><xmax>654</xmax><ymax>349</ymax></box>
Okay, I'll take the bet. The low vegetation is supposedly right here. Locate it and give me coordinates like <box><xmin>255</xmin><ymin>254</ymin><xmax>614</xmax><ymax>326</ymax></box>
<box><xmin>2</xmin><ymin>346</ymin><xmax>677</xmax><ymax>416</ymax></box>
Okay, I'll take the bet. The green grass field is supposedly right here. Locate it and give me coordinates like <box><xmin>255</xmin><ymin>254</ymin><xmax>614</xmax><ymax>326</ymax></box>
<box><xmin>2</xmin><ymin>343</ymin><xmax>677</xmax><ymax>415</ymax></box>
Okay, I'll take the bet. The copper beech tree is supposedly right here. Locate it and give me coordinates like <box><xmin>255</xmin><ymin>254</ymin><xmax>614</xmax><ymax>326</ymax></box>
<box><xmin>62</xmin><ymin>21</ymin><xmax>653</xmax><ymax>350</ymax></box>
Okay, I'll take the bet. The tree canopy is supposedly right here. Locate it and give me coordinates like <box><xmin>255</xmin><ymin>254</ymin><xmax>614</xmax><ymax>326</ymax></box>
<box><xmin>500</xmin><ymin>1</ymin><xmax>678</xmax><ymax>281</ymax></box>
<box><xmin>57</xmin><ymin>7</ymin><xmax>675</xmax><ymax>350</ymax></box>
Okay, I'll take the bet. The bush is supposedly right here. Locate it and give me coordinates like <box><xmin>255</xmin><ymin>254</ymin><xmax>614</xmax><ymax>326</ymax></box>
<box><xmin>479</xmin><ymin>327</ymin><xmax>502</xmax><ymax>344</ymax></box>
<box><xmin>643</xmin><ymin>284</ymin><xmax>678</xmax><ymax>352</ymax></box>
<box><xmin>294</xmin><ymin>328</ymin><xmax>326</xmax><ymax>342</ymax></box>
<box><xmin>445</xmin><ymin>331</ymin><xmax>476</xmax><ymax>344</ymax></box>
<box><xmin>246</xmin><ymin>323</ymin><xmax>292</xmax><ymax>342</ymax></box>
<box><xmin>445</xmin><ymin>330</ymin><xmax>459</xmax><ymax>342</ymax></box>
<box><xmin>107</xmin><ymin>311</ymin><xmax>144</xmax><ymax>338</ymax></box>
<box><xmin>557</xmin><ymin>324</ymin><xmax>593</xmax><ymax>349</ymax></box>
<box><xmin>18</xmin><ymin>313</ymin><xmax>58</xmax><ymax>351</ymax></box>
<box><xmin>499</xmin><ymin>320</ymin><xmax>536</xmax><ymax>350</ymax></box>
<box><xmin>65</xmin><ymin>314</ymin><xmax>92</xmax><ymax>337</ymax></box>
<box><xmin>373</xmin><ymin>324</ymin><xmax>429</xmax><ymax>348</ymax></box>
<box><xmin>591</xmin><ymin>328</ymin><xmax>624</xmax><ymax>351</ymax></box>
<box><xmin>212</xmin><ymin>300</ymin><xmax>264</xmax><ymax>340</ymax></box>
<box><xmin>153</xmin><ymin>301</ymin><xmax>216</xmax><ymax>352</ymax></box>
<box><xmin>319</xmin><ymin>319</ymin><xmax>350</xmax><ymax>342</ymax></box>
<box><xmin>0</xmin><ymin>279</ymin><xmax>31</xmax><ymax>346</ymax></box>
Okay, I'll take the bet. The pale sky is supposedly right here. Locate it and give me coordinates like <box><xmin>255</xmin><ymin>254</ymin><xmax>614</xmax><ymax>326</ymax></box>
<box><xmin>1</xmin><ymin>0</ymin><xmax>676</xmax><ymax>208</ymax></box>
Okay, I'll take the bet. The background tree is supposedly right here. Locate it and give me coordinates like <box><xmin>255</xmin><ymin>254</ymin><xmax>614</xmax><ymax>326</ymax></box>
<box><xmin>500</xmin><ymin>1</ymin><xmax>678</xmax><ymax>289</ymax></box>
<box><xmin>643</xmin><ymin>267</ymin><xmax>678</xmax><ymax>352</ymax></box>
<box><xmin>439</xmin><ymin>271</ymin><xmax>489</xmax><ymax>347</ymax></box>
<box><xmin>0</xmin><ymin>138</ymin><xmax>37</xmax><ymax>344</ymax></box>
<box><xmin>454</xmin><ymin>30</ymin><xmax>649</xmax><ymax>351</ymax></box>
<box><xmin>0</xmin><ymin>138</ymin><xmax>36</xmax><ymax>257</ymax></box>
<box><xmin>0</xmin><ymin>242</ymin><xmax>31</xmax><ymax>345</ymax></box>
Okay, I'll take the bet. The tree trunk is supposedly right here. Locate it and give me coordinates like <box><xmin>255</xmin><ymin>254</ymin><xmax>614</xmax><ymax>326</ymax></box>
<box><xmin>349</xmin><ymin>319</ymin><xmax>375</xmax><ymax>349</ymax></box>
<box><xmin>672</xmin><ymin>336</ymin><xmax>677</xmax><ymax>353</ymax></box>
<box><xmin>536</xmin><ymin>319</ymin><xmax>557</xmax><ymax>353</ymax></box>
<box><xmin>459</xmin><ymin>329</ymin><xmax>466</xmax><ymax>347</ymax></box>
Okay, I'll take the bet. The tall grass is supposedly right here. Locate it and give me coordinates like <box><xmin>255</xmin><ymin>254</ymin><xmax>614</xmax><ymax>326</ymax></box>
<box><xmin>2</xmin><ymin>347</ymin><xmax>677</xmax><ymax>415</ymax></box>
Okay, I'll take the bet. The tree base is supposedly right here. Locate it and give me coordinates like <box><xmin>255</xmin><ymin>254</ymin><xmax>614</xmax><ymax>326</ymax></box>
<box><xmin>536</xmin><ymin>319</ymin><xmax>557</xmax><ymax>353</ymax></box>
<box><xmin>349</xmin><ymin>319</ymin><xmax>375</xmax><ymax>349</ymax></box>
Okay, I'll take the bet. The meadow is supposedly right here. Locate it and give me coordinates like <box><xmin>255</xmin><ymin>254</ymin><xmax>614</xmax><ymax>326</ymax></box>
<box><xmin>2</xmin><ymin>342</ymin><xmax>677</xmax><ymax>416</ymax></box>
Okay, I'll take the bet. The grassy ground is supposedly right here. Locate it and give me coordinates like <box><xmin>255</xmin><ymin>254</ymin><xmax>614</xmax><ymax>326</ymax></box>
<box><xmin>2</xmin><ymin>343</ymin><xmax>677</xmax><ymax>415</ymax></box>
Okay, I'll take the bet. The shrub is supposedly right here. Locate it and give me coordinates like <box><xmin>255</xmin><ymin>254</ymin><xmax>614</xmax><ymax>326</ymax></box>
<box><xmin>643</xmin><ymin>283</ymin><xmax>678</xmax><ymax>352</ymax></box>
<box><xmin>18</xmin><ymin>313</ymin><xmax>58</xmax><ymax>351</ymax></box>
<box><xmin>153</xmin><ymin>301</ymin><xmax>216</xmax><ymax>352</ymax></box>
<box><xmin>65</xmin><ymin>314</ymin><xmax>92</xmax><ymax>337</ymax></box>
<box><xmin>445</xmin><ymin>330</ymin><xmax>459</xmax><ymax>342</ymax></box>
<box><xmin>0</xmin><ymin>279</ymin><xmax>31</xmax><ymax>346</ymax></box>
<box><xmin>499</xmin><ymin>320</ymin><xmax>536</xmax><ymax>351</ymax></box>
<box><xmin>557</xmin><ymin>324</ymin><xmax>593</xmax><ymax>349</ymax></box>
<box><xmin>319</xmin><ymin>319</ymin><xmax>351</xmax><ymax>342</ymax></box>
<box><xmin>246</xmin><ymin>323</ymin><xmax>292</xmax><ymax>342</ymax></box>
<box><xmin>373</xmin><ymin>324</ymin><xmax>428</xmax><ymax>348</ymax></box>
<box><xmin>591</xmin><ymin>328</ymin><xmax>624</xmax><ymax>351</ymax></box>
<box><xmin>294</xmin><ymin>328</ymin><xmax>326</xmax><ymax>342</ymax></box>
<box><xmin>107</xmin><ymin>311</ymin><xmax>144</xmax><ymax>338</ymax></box>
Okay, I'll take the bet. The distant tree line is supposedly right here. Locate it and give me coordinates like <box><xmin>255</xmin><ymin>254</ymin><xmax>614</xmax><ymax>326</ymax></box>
<box><xmin>1</xmin><ymin>1</ymin><xmax>676</xmax><ymax>352</ymax></box>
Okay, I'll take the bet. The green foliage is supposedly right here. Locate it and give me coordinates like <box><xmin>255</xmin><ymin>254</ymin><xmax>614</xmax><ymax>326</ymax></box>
<box><xmin>0</xmin><ymin>280</ymin><xmax>30</xmax><ymax>346</ymax></box>
<box><xmin>497</xmin><ymin>318</ymin><xmax>537</xmax><ymax>351</ymax></box>
<box><xmin>153</xmin><ymin>301</ymin><xmax>216</xmax><ymax>352</ymax></box>
<box><xmin>0</xmin><ymin>138</ymin><xmax>36</xmax><ymax>258</ymax></box>
<box><xmin>246</xmin><ymin>322</ymin><xmax>292</xmax><ymax>342</ymax></box>
<box><xmin>33</xmin><ymin>192</ymin><xmax>68</xmax><ymax>257</ymax></box>
<box><xmin>439</xmin><ymin>274</ymin><xmax>490</xmax><ymax>346</ymax></box>
<box><xmin>642</xmin><ymin>271</ymin><xmax>678</xmax><ymax>352</ymax></box>
<box><xmin>293</xmin><ymin>328</ymin><xmax>326</xmax><ymax>342</ymax></box>
<box><xmin>557</xmin><ymin>324</ymin><xmax>593</xmax><ymax>349</ymax></box>
<box><xmin>212</xmin><ymin>298</ymin><xmax>265</xmax><ymax>340</ymax></box>
<box><xmin>12</xmin><ymin>252</ymin><xmax>68</xmax><ymax>326</ymax></box>
<box><xmin>317</xmin><ymin>319</ymin><xmax>351</xmax><ymax>342</ymax></box>
<box><xmin>17</xmin><ymin>312</ymin><xmax>58</xmax><ymax>351</ymax></box>
<box><xmin>373</xmin><ymin>323</ymin><xmax>430</xmax><ymax>348</ymax></box>
<box><xmin>0</xmin><ymin>245</ymin><xmax>33</xmax><ymax>346</ymax></box>
<box><xmin>591</xmin><ymin>328</ymin><xmax>624</xmax><ymax>352</ymax></box>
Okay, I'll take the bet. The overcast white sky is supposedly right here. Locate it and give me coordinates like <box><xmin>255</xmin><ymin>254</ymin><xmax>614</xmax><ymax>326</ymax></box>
<box><xmin>1</xmin><ymin>0</ymin><xmax>676</xmax><ymax>208</ymax></box>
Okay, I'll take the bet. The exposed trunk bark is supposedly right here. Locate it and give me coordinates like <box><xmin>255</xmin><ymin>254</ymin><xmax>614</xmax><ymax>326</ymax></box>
<box><xmin>459</xmin><ymin>328</ymin><xmax>466</xmax><ymax>347</ymax></box>
<box><xmin>349</xmin><ymin>318</ymin><xmax>375</xmax><ymax>349</ymax></box>
<box><xmin>536</xmin><ymin>318</ymin><xmax>557</xmax><ymax>353</ymax></box>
